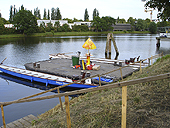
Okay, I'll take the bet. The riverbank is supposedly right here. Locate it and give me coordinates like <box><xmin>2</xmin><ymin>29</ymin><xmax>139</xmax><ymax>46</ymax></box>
<box><xmin>31</xmin><ymin>55</ymin><xmax>170</xmax><ymax>128</ymax></box>
<box><xmin>0</xmin><ymin>31</ymin><xmax>150</xmax><ymax>39</ymax></box>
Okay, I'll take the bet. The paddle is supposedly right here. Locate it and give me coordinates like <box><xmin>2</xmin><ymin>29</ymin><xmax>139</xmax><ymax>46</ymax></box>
<box><xmin>1</xmin><ymin>57</ymin><xmax>7</xmax><ymax>64</ymax></box>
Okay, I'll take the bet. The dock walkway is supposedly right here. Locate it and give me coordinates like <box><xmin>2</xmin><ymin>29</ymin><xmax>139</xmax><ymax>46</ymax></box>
<box><xmin>0</xmin><ymin>114</ymin><xmax>37</xmax><ymax>128</ymax></box>
<box><xmin>24</xmin><ymin>58</ymin><xmax>142</xmax><ymax>84</ymax></box>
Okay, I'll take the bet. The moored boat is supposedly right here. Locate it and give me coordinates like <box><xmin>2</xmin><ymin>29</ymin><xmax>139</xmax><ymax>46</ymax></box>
<box><xmin>0</xmin><ymin>65</ymin><xmax>98</xmax><ymax>89</ymax></box>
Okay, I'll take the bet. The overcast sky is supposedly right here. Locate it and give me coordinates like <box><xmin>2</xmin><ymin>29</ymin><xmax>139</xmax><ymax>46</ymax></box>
<box><xmin>0</xmin><ymin>0</ymin><xmax>158</xmax><ymax>21</ymax></box>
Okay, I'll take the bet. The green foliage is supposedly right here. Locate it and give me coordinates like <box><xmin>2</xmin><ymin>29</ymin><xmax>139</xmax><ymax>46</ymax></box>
<box><xmin>149</xmin><ymin>22</ymin><xmax>157</xmax><ymax>34</ymax></box>
<box><xmin>127</xmin><ymin>17</ymin><xmax>135</xmax><ymax>26</ymax></box>
<box><xmin>34</xmin><ymin>7</ymin><xmax>41</xmax><ymax>19</ymax></box>
<box><xmin>84</xmin><ymin>8</ymin><xmax>89</xmax><ymax>21</ymax></box>
<box><xmin>92</xmin><ymin>16</ymin><xmax>115</xmax><ymax>32</ymax></box>
<box><xmin>136</xmin><ymin>19</ymin><xmax>145</xmax><ymax>31</ymax></box>
<box><xmin>13</xmin><ymin>8</ymin><xmax>38</xmax><ymax>35</ymax></box>
<box><xmin>51</xmin><ymin>7</ymin><xmax>62</xmax><ymax>20</ymax></box>
<box><xmin>60</xmin><ymin>24</ymin><xmax>71</xmax><ymax>32</ymax></box>
<box><xmin>145</xmin><ymin>0</ymin><xmax>170</xmax><ymax>21</ymax></box>
<box><xmin>56</xmin><ymin>7</ymin><xmax>62</xmax><ymax>20</ymax></box>
<box><xmin>92</xmin><ymin>8</ymin><xmax>99</xmax><ymax>20</ymax></box>
<box><xmin>72</xmin><ymin>25</ymin><xmax>89</xmax><ymax>32</ymax></box>
<box><xmin>157</xmin><ymin>21</ymin><xmax>170</xmax><ymax>27</ymax></box>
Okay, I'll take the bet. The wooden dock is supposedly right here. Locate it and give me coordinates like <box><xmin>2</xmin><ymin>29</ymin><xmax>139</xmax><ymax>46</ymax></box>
<box><xmin>0</xmin><ymin>114</ymin><xmax>38</xmax><ymax>128</ymax></box>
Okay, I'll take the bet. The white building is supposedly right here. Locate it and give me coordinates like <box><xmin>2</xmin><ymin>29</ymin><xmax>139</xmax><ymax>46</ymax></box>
<box><xmin>4</xmin><ymin>24</ymin><xmax>14</xmax><ymax>28</ymax></box>
<box><xmin>37</xmin><ymin>20</ymin><xmax>68</xmax><ymax>27</ymax></box>
<box><xmin>37</xmin><ymin>20</ymin><xmax>91</xmax><ymax>29</ymax></box>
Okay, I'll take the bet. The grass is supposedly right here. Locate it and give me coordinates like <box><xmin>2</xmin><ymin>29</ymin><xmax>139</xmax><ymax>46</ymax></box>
<box><xmin>0</xmin><ymin>31</ymin><xmax>150</xmax><ymax>39</ymax></box>
<box><xmin>30</xmin><ymin>55</ymin><xmax>170</xmax><ymax>128</ymax></box>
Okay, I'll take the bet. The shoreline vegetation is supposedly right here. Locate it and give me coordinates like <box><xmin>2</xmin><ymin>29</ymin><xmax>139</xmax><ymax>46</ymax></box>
<box><xmin>30</xmin><ymin>55</ymin><xmax>170</xmax><ymax>128</ymax></box>
<box><xmin>0</xmin><ymin>31</ymin><xmax>150</xmax><ymax>39</ymax></box>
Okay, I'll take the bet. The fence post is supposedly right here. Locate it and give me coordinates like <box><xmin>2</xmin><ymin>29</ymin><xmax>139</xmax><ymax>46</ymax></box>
<box><xmin>120</xmin><ymin>67</ymin><xmax>123</xmax><ymax>80</ymax></box>
<box><xmin>140</xmin><ymin>61</ymin><xmax>142</xmax><ymax>73</ymax></box>
<box><xmin>151</xmin><ymin>56</ymin><xmax>153</xmax><ymax>65</ymax></box>
<box><xmin>121</xmin><ymin>85</ymin><xmax>127</xmax><ymax>128</ymax></box>
<box><xmin>120</xmin><ymin>68</ymin><xmax>127</xmax><ymax>128</ymax></box>
<box><xmin>65</xmin><ymin>96</ymin><xmax>71</xmax><ymax>128</ymax></box>
<box><xmin>1</xmin><ymin>105</ymin><xmax>6</xmax><ymax>128</ymax></box>
<box><xmin>98</xmin><ymin>74</ymin><xmax>102</xmax><ymax>86</ymax></box>
<box><xmin>57</xmin><ymin>88</ymin><xmax>63</xmax><ymax>111</ymax></box>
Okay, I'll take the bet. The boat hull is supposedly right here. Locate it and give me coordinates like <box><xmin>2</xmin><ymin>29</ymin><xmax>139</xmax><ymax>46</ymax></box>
<box><xmin>0</xmin><ymin>65</ymin><xmax>97</xmax><ymax>89</ymax></box>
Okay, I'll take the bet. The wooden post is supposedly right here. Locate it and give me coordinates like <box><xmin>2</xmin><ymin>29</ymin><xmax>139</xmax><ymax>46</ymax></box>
<box><xmin>148</xmin><ymin>58</ymin><xmax>150</xmax><ymax>66</ymax></box>
<box><xmin>109</xmin><ymin>38</ymin><xmax>111</xmax><ymax>55</ymax></box>
<box><xmin>156</xmin><ymin>37</ymin><xmax>160</xmax><ymax>48</ymax></box>
<box><xmin>140</xmin><ymin>61</ymin><xmax>142</xmax><ymax>73</ymax></box>
<box><xmin>1</xmin><ymin>105</ymin><xmax>6</xmax><ymax>128</ymax></box>
<box><xmin>98</xmin><ymin>74</ymin><xmax>101</xmax><ymax>86</ymax></box>
<box><xmin>151</xmin><ymin>56</ymin><xmax>153</xmax><ymax>65</ymax></box>
<box><xmin>120</xmin><ymin>67</ymin><xmax>123</xmax><ymax>80</ymax></box>
<box><xmin>105</xmin><ymin>33</ymin><xmax>119</xmax><ymax>59</ymax></box>
<box><xmin>121</xmin><ymin>85</ymin><xmax>127</xmax><ymax>128</ymax></box>
<box><xmin>57</xmin><ymin>88</ymin><xmax>63</xmax><ymax>111</ymax></box>
<box><xmin>120</xmin><ymin>68</ymin><xmax>127</xmax><ymax>128</ymax></box>
<box><xmin>111</xmin><ymin>33</ymin><xmax>119</xmax><ymax>59</ymax></box>
<box><xmin>65</xmin><ymin>96</ymin><xmax>71</xmax><ymax>128</ymax></box>
<box><xmin>105</xmin><ymin>34</ymin><xmax>110</xmax><ymax>56</ymax></box>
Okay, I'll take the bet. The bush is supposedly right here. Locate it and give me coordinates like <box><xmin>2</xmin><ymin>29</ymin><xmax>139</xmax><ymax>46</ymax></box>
<box><xmin>149</xmin><ymin>22</ymin><xmax>157</xmax><ymax>34</ymax></box>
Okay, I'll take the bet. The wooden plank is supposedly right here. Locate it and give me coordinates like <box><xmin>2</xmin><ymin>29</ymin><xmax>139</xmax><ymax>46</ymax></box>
<box><xmin>17</xmin><ymin>118</ymin><xmax>31</xmax><ymax>127</ymax></box>
<box><xmin>27</xmin><ymin>114</ymin><xmax>38</xmax><ymax>122</ymax></box>
<box><xmin>12</xmin><ymin>120</ymin><xmax>24</xmax><ymax>128</ymax></box>
<box><xmin>6</xmin><ymin>122</ymin><xmax>19</xmax><ymax>128</ymax></box>
<box><xmin>0</xmin><ymin>114</ymin><xmax>38</xmax><ymax>128</ymax></box>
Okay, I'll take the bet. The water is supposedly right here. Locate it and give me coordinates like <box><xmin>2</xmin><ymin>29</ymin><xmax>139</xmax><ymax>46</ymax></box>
<box><xmin>0</xmin><ymin>33</ymin><xmax>170</xmax><ymax>125</ymax></box>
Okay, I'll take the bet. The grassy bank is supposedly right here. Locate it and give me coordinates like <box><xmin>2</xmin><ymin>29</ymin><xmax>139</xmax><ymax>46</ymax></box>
<box><xmin>31</xmin><ymin>55</ymin><xmax>170</xmax><ymax>128</ymax></box>
<box><xmin>0</xmin><ymin>31</ymin><xmax>150</xmax><ymax>39</ymax></box>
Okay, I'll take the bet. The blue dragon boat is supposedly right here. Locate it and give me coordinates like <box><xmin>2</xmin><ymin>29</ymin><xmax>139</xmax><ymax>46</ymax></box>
<box><xmin>0</xmin><ymin>65</ymin><xmax>98</xmax><ymax>89</ymax></box>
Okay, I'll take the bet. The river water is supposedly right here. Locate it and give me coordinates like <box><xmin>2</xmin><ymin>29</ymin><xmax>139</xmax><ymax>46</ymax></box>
<box><xmin>0</xmin><ymin>33</ymin><xmax>170</xmax><ymax>125</ymax></box>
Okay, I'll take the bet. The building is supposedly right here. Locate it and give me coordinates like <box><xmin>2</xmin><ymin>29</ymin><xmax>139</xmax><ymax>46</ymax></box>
<box><xmin>4</xmin><ymin>24</ymin><xmax>14</xmax><ymax>28</ymax></box>
<box><xmin>112</xmin><ymin>23</ymin><xmax>132</xmax><ymax>31</ymax></box>
<box><xmin>37</xmin><ymin>20</ymin><xmax>91</xmax><ymax>29</ymax></box>
<box><xmin>37</xmin><ymin>20</ymin><xmax>68</xmax><ymax>27</ymax></box>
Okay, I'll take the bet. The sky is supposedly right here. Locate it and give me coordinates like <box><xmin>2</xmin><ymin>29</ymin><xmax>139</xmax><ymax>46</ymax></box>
<box><xmin>0</xmin><ymin>0</ymin><xmax>158</xmax><ymax>21</ymax></box>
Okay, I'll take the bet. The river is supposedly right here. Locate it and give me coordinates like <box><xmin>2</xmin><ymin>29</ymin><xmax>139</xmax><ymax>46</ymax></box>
<box><xmin>0</xmin><ymin>33</ymin><xmax>170</xmax><ymax>125</ymax></box>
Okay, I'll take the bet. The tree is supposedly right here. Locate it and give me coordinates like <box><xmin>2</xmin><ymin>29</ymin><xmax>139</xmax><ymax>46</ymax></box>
<box><xmin>92</xmin><ymin>8</ymin><xmax>99</xmax><ymax>20</ymax></box>
<box><xmin>157</xmin><ymin>21</ymin><xmax>170</xmax><ymax>27</ymax></box>
<box><xmin>145</xmin><ymin>0</ymin><xmax>170</xmax><ymax>21</ymax></box>
<box><xmin>84</xmin><ymin>8</ymin><xmax>89</xmax><ymax>21</ymax></box>
<box><xmin>43</xmin><ymin>9</ymin><xmax>47</xmax><ymax>19</ymax></box>
<box><xmin>9</xmin><ymin>5</ymin><xmax>13</xmax><ymax>23</ymax></box>
<box><xmin>63</xmin><ymin>18</ymin><xmax>73</xmax><ymax>23</ymax></box>
<box><xmin>56</xmin><ymin>8</ymin><xmax>62</xmax><ymax>20</ymax></box>
<box><xmin>13</xmin><ymin>7</ymin><xmax>38</xmax><ymax>35</ymax></box>
<box><xmin>91</xmin><ymin>16</ymin><xmax>101</xmax><ymax>32</ymax></box>
<box><xmin>127</xmin><ymin>17</ymin><xmax>135</xmax><ymax>30</ymax></box>
<box><xmin>47</xmin><ymin>9</ymin><xmax>50</xmax><ymax>20</ymax></box>
<box><xmin>34</xmin><ymin>7</ymin><xmax>41</xmax><ymax>19</ymax></box>
<box><xmin>101</xmin><ymin>16</ymin><xmax>115</xmax><ymax>31</ymax></box>
<box><xmin>0</xmin><ymin>18</ymin><xmax>4</xmax><ymax>34</ymax></box>
<box><xmin>60</xmin><ymin>24</ymin><xmax>71</xmax><ymax>32</ymax></box>
<box><xmin>54</xmin><ymin>21</ymin><xmax>60</xmax><ymax>32</ymax></box>
<box><xmin>149</xmin><ymin>22</ymin><xmax>157</xmax><ymax>34</ymax></box>
<box><xmin>51</xmin><ymin>8</ymin><xmax>55</xmax><ymax>20</ymax></box>
<box><xmin>136</xmin><ymin>19</ymin><xmax>145</xmax><ymax>31</ymax></box>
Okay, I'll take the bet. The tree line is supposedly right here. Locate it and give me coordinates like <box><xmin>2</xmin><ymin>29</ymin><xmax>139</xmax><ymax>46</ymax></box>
<box><xmin>0</xmin><ymin>0</ymin><xmax>170</xmax><ymax>35</ymax></box>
